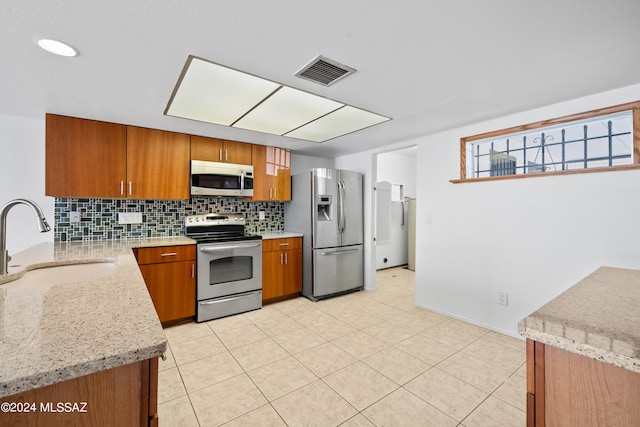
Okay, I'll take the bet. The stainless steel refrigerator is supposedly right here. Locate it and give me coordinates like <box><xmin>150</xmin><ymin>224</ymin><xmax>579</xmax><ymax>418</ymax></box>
<box><xmin>285</xmin><ymin>168</ymin><xmax>364</xmax><ymax>301</ymax></box>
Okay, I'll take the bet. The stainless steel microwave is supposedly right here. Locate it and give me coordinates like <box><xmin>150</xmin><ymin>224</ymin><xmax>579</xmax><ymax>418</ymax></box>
<box><xmin>191</xmin><ymin>160</ymin><xmax>254</xmax><ymax>197</ymax></box>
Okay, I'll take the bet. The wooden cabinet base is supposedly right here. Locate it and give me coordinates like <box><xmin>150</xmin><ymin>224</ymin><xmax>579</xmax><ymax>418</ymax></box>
<box><xmin>0</xmin><ymin>358</ymin><xmax>158</xmax><ymax>427</ymax></box>
<box><xmin>262</xmin><ymin>238</ymin><xmax>302</xmax><ymax>302</ymax></box>
<box><xmin>527</xmin><ymin>339</ymin><xmax>640</xmax><ymax>426</ymax></box>
<box><xmin>135</xmin><ymin>245</ymin><xmax>196</xmax><ymax>324</ymax></box>
<box><xmin>263</xmin><ymin>293</ymin><xmax>301</xmax><ymax>305</ymax></box>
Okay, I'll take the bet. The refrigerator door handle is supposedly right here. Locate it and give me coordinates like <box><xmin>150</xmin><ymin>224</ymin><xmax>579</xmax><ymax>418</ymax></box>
<box><xmin>321</xmin><ymin>249</ymin><xmax>359</xmax><ymax>256</ymax></box>
<box><xmin>338</xmin><ymin>180</ymin><xmax>346</xmax><ymax>233</ymax></box>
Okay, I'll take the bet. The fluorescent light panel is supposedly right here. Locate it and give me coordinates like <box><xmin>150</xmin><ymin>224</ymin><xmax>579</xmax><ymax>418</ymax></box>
<box><xmin>233</xmin><ymin>86</ymin><xmax>343</xmax><ymax>135</ymax></box>
<box><xmin>286</xmin><ymin>106</ymin><xmax>390</xmax><ymax>142</ymax></box>
<box><xmin>166</xmin><ymin>58</ymin><xmax>279</xmax><ymax>125</ymax></box>
<box><xmin>165</xmin><ymin>56</ymin><xmax>390</xmax><ymax>142</ymax></box>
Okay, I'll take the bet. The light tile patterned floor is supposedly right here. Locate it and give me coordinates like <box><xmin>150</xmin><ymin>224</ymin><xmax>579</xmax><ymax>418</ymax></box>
<box><xmin>159</xmin><ymin>267</ymin><xmax>526</xmax><ymax>426</ymax></box>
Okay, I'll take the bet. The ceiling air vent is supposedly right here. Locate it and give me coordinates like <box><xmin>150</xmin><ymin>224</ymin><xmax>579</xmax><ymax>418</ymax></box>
<box><xmin>295</xmin><ymin>55</ymin><xmax>356</xmax><ymax>86</ymax></box>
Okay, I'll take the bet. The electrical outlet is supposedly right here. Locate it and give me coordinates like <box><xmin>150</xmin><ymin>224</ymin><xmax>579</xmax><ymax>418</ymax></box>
<box><xmin>259</xmin><ymin>211</ymin><xmax>265</xmax><ymax>221</ymax></box>
<box><xmin>118</xmin><ymin>212</ymin><xmax>143</xmax><ymax>224</ymax></box>
<box><xmin>70</xmin><ymin>211</ymin><xmax>80</xmax><ymax>223</ymax></box>
<box><xmin>498</xmin><ymin>291</ymin><xmax>509</xmax><ymax>306</ymax></box>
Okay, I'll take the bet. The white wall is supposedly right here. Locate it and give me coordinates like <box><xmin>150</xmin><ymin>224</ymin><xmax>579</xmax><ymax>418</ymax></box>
<box><xmin>413</xmin><ymin>83</ymin><xmax>640</xmax><ymax>337</ymax></box>
<box><xmin>0</xmin><ymin>114</ymin><xmax>54</xmax><ymax>254</ymax></box>
<box><xmin>290</xmin><ymin>153</ymin><xmax>334</xmax><ymax>175</ymax></box>
<box><xmin>376</xmin><ymin>150</ymin><xmax>417</xmax><ymax>198</ymax></box>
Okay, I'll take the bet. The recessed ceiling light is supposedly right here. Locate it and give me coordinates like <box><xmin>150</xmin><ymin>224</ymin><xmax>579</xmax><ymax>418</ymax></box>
<box><xmin>35</xmin><ymin>38</ymin><xmax>78</xmax><ymax>57</ymax></box>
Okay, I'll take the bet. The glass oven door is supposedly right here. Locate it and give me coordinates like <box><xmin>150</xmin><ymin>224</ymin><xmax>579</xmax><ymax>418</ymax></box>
<box><xmin>196</xmin><ymin>241</ymin><xmax>262</xmax><ymax>300</ymax></box>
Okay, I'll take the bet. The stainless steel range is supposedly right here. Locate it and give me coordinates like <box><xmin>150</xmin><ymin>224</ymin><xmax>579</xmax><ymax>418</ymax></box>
<box><xmin>185</xmin><ymin>213</ymin><xmax>262</xmax><ymax>322</ymax></box>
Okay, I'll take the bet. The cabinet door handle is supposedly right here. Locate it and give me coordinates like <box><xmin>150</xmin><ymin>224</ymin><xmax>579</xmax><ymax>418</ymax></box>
<box><xmin>161</xmin><ymin>252</ymin><xmax>177</xmax><ymax>257</ymax></box>
<box><xmin>284</xmin><ymin>253</ymin><xmax>288</xmax><ymax>264</ymax></box>
<box><xmin>225</xmin><ymin>149</ymin><xmax>228</xmax><ymax>161</ymax></box>
<box><xmin>219</xmin><ymin>148</ymin><xmax>223</xmax><ymax>161</ymax></box>
<box><xmin>120</xmin><ymin>180</ymin><xmax>124</xmax><ymax>195</ymax></box>
<box><xmin>279</xmin><ymin>242</ymin><xmax>289</xmax><ymax>246</ymax></box>
<box><xmin>269</xmin><ymin>188</ymin><xmax>273</xmax><ymax>199</ymax></box>
<box><xmin>274</xmin><ymin>188</ymin><xmax>277</xmax><ymax>199</ymax></box>
<box><xmin>280</xmin><ymin>253</ymin><xmax>283</xmax><ymax>264</ymax></box>
<box><xmin>191</xmin><ymin>263</ymin><xmax>195</xmax><ymax>278</ymax></box>
<box><xmin>128</xmin><ymin>181</ymin><xmax>132</xmax><ymax>196</ymax></box>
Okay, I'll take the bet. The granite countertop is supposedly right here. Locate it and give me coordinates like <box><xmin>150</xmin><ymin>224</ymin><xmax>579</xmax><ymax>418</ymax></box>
<box><xmin>0</xmin><ymin>237</ymin><xmax>194</xmax><ymax>398</ymax></box>
<box><xmin>518</xmin><ymin>266</ymin><xmax>640</xmax><ymax>373</ymax></box>
<box><xmin>259</xmin><ymin>231</ymin><xmax>303</xmax><ymax>240</ymax></box>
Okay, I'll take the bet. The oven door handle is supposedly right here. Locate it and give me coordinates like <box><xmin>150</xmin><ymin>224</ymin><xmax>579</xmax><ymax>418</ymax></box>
<box><xmin>199</xmin><ymin>290</ymin><xmax>262</xmax><ymax>305</ymax></box>
<box><xmin>199</xmin><ymin>243</ymin><xmax>262</xmax><ymax>252</ymax></box>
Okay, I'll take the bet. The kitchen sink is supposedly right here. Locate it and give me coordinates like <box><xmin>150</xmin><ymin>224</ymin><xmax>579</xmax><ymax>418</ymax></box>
<box><xmin>1</xmin><ymin>262</ymin><xmax>117</xmax><ymax>289</ymax></box>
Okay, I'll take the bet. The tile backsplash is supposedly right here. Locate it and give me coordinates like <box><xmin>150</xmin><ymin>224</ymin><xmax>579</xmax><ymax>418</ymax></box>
<box><xmin>54</xmin><ymin>197</ymin><xmax>284</xmax><ymax>242</ymax></box>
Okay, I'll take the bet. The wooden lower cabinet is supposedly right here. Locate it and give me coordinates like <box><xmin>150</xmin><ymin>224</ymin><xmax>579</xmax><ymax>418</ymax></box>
<box><xmin>135</xmin><ymin>245</ymin><xmax>196</xmax><ymax>323</ymax></box>
<box><xmin>262</xmin><ymin>237</ymin><xmax>302</xmax><ymax>301</ymax></box>
<box><xmin>526</xmin><ymin>339</ymin><xmax>640</xmax><ymax>426</ymax></box>
<box><xmin>0</xmin><ymin>358</ymin><xmax>159</xmax><ymax>427</ymax></box>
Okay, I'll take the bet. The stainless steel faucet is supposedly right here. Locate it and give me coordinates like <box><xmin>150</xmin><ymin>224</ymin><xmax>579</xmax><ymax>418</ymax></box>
<box><xmin>0</xmin><ymin>199</ymin><xmax>51</xmax><ymax>275</ymax></box>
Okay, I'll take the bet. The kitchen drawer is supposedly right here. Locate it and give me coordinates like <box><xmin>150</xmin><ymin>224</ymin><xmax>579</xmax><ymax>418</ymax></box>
<box><xmin>262</xmin><ymin>237</ymin><xmax>302</xmax><ymax>252</ymax></box>
<box><xmin>136</xmin><ymin>245</ymin><xmax>196</xmax><ymax>265</ymax></box>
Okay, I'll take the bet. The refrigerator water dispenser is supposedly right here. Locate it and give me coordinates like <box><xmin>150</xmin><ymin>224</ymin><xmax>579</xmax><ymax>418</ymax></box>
<box><xmin>317</xmin><ymin>195</ymin><xmax>332</xmax><ymax>221</ymax></box>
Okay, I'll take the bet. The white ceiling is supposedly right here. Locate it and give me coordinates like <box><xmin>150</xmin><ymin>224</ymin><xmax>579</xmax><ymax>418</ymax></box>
<box><xmin>3</xmin><ymin>1</ymin><xmax>640</xmax><ymax>158</ymax></box>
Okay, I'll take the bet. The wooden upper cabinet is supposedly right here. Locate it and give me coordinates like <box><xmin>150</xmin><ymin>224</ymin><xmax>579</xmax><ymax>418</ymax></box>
<box><xmin>46</xmin><ymin>115</ymin><xmax>190</xmax><ymax>200</ymax></box>
<box><xmin>277</xmin><ymin>157</ymin><xmax>291</xmax><ymax>201</ymax></box>
<box><xmin>251</xmin><ymin>144</ymin><xmax>272</xmax><ymax>200</ymax></box>
<box><xmin>127</xmin><ymin>127</ymin><xmax>191</xmax><ymax>200</ymax></box>
<box><xmin>191</xmin><ymin>135</ymin><xmax>252</xmax><ymax>164</ymax></box>
<box><xmin>46</xmin><ymin>114</ymin><xmax>127</xmax><ymax>198</ymax></box>
<box><xmin>224</xmin><ymin>140</ymin><xmax>252</xmax><ymax>164</ymax></box>
<box><xmin>191</xmin><ymin>136</ymin><xmax>223</xmax><ymax>161</ymax></box>
<box><xmin>251</xmin><ymin>144</ymin><xmax>291</xmax><ymax>201</ymax></box>
<box><xmin>46</xmin><ymin>114</ymin><xmax>291</xmax><ymax>201</ymax></box>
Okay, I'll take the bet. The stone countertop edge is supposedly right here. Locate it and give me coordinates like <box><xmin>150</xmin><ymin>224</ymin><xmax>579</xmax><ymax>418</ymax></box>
<box><xmin>518</xmin><ymin>266</ymin><xmax>640</xmax><ymax>374</ymax></box>
<box><xmin>259</xmin><ymin>231</ymin><xmax>303</xmax><ymax>239</ymax></box>
<box><xmin>0</xmin><ymin>237</ymin><xmax>194</xmax><ymax>398</ymax></box>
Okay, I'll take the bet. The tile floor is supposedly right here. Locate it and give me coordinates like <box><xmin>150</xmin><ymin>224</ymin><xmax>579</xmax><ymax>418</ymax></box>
<box><xmin>158</xmin><ymin>267</ymin><xmax>527</xmax><ymax>426</ymax></box>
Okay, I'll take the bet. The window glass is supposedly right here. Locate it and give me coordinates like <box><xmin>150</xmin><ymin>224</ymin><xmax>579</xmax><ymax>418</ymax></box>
<box><xmin>465</xmin><ymin>111</ymin><xmax>634</xmax><ymax>179</ymax></box>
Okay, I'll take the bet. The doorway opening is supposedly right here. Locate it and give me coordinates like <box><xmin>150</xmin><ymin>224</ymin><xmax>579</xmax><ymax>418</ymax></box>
<box><xmin>373</xmin><ymin>146</ymin><xmax>417</xmax><ymax>274</ymax></box>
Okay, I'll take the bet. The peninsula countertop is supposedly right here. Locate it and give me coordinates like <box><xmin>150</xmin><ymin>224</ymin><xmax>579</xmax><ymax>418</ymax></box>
<box><xmin>0</xmin><ymin>237</ymin><xmax>194</xmax><ymax>398</ymax></box>
<box><xmin>518</xmin><ymin>266</ymin><xmax>640</xmax><ymax>373</ymax></box>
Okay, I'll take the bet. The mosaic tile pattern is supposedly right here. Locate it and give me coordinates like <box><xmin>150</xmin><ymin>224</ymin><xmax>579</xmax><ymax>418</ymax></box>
<box><xmin>54</xmin><ymin>197</ymin><xmax>284</xmax><ymax>242</ymax></box>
